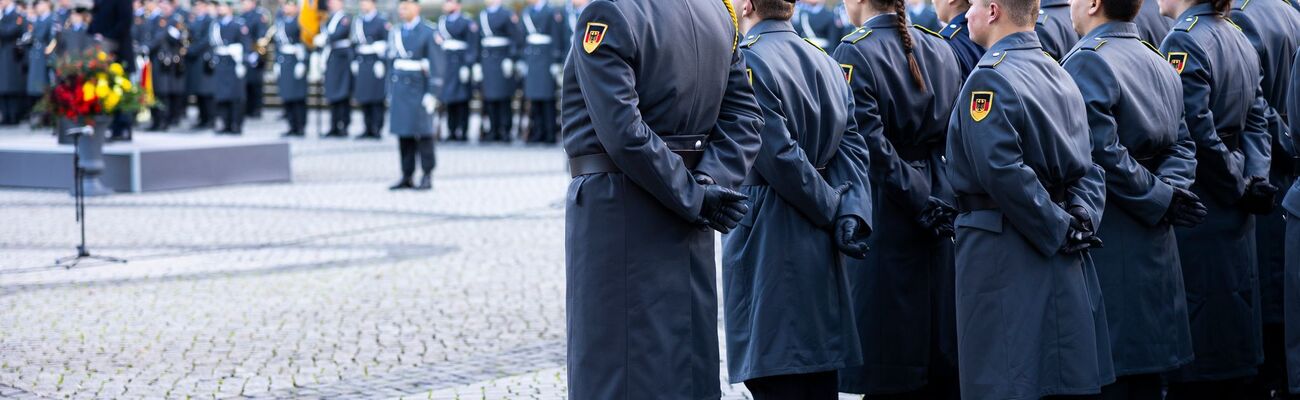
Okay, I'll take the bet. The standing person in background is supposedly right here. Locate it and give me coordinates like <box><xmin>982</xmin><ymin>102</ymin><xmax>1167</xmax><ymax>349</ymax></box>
<box><xmin>908</xmin><ymin>0</ymin><xmax>942</xmax><ymax>31</ymax></box>
<box><xmin>239</xmin><ymin>0</ymin><xmax>267</xmax><ymax>119</ymax></box>
<box><xmin>1229</xmin><ymin>0</ymin><xmax>1300</xmax><ymax>396</ymax></box>
<box><xmin>1037</xmin><ymin>0</ymin><xmax>1079</xmax><ymax>59</ymax></box>
<box><xmin>435</xmin><ymin>0</ymin><xmax>475</xmax><ymax>142</ymax></box>
<box><xmin>145</xmin><ymin>0</ymin><xmax>185</xmax><ymax>132</ymax></box>
<box><xmin>1158</xmin><ymin>0</ymin><xmax>1277</xmax><ymax>395</ymax></box>
<box><xmin>210</xmin><ymin>0</ymin><xmax>248</xmax><ymax>135</ymax></box>
<box><xmin>520</xmin><ymin>0</ymin><xmax>562</xmax><ymax>144</ymax></box>
<box><xmin>90</xmin><ymin>0</ymin><xmax>136</xmax><ymax>140</ymax></box>
<box><xmin>385</xmin><ymin>0</ymin><xmax>440</xmax><ymax>191</ymax></box>
<box><xmin>935</xmin><ymin>0</ymin><xmax>983</xmax><ymax>76</ymax></box>
<box><xmin>275</xmin><ymin>0</ymin><xmax>307</xmax><ymax>138</ymax></box>
<box><xmin>1132</xmin><ymin>0</ymin><xmax>1168</xmax><ymax>45</ymax></box>
<box><xmin>796</xmin><ymin>0</ymin><xmax>842</xmax><ymax>52</ymax></box>
<box><xmin>0</xmin><ymin>0</ymin><xmax>27</xmax><ymax>126</ymax></box>
<box><xmin>25</xmin><ymin>0</ymin><xmax>53</xmax><ymax>127</ymax></box>
<box><xmin>185</xmin><ymin>0</ymin><xmax>214</xmax><ymax>130</ymax></box>
<box><xmin>723</xmin><ymin>0</ymin><xmax>873</xmax><ymax>397</ymax></box>
<box><xmin>833</xmin><ymin>0</ymin><xmax>965</xmax><ymax>397</ymax></box>
<box><xmin>318</xmin><ymin>0</ymin><xmax>351</xmax><ymax>138</ymax></box>
<box><xmin>1061</xmin><ymin>0</ymin><xmax>1204</xmax><ymax>397</ymax></box>
<box><xmin>1286</xmin><ymin>47</ymin><xmax>1300</xmax><ymax>400</ymax></box>
<box><xmin>476</xmin><ymin>0</ymin><xmax>519</xmax><ymax>143</ymax></box>
<box><xmin>53</xmin><ymin>0</ymin><xmax>69</xmax><ymax>25</ymax></box>
<box><xmin>350</xmin><ymin>0</ymin><xmax>387</xmax><ymax>140</ymax></box>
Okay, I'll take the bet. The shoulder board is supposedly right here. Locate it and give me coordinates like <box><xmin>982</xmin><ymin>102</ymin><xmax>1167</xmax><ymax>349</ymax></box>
<box><xmin>913</xmin><ymin>24</ymin><xmax>943</xmax><ymax>39</ymax></box>
<box><xmin>841</xmin><ymin>27</ymin><xmax>872</xmax><ymax>44</ymax></box>
<box><xmin>1140</xmin><ymin>39</ymin><xmax>1161</xmax><ymax>54</ymax></box>
<box><xmin>1079</xmin><ymin>37</ymin><xmax>1107</xmax><ymax>51</ymax></box>
<box><xmin>740</xmin><ymin>34</ymin><xmax>761</xmax><ymax>48</ymax></box>
<box><xmin>938</xmin><ymin>23</ymin><xmax>962</xmax><ymax>39</ymax></box>
<box><xmin>1043</xmin><ymin>50</ymin><xmax>1057</xmax><ymax>61</ymax></box>
<box><xmin>1172</xmin><ymin>15</ymin><xmax>1198</xmax><ymax>31</ymax></box>
<box><xmin>1036</xmin><ymin>10</ymin><xmax>1047</xmax><ymax>25</ymax></box>
<box><xmin>977</xmin><ymin>50</ymin><xmax>1009</xmax><ymax>68</ymax></box>
<box><xmin>1225</xmin><ymin>17</ymin><xmax>1243</xmax><ymax>31</ymax></box>
<box><xmin>1236</xmin><ymin>0</ymin><xmax>1251</xmax><ymax>10</ymax></box>
<box><xmin>803</xmin><ymin>37</ymin><xmax>828</xmax><ymax>54</ymax></box>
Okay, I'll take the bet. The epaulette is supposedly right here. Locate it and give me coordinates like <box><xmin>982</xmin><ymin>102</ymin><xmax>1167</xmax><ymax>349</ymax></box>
<box><xmin>913</xmin><ymin>24</ymin><xmax>943</xmax><ymax>39</ymax></box>
<box><xmin>1078</xmin><ymin>37</ymin><xmax>1107</xmax><ymax>51</ymax></box>
<box><xmin>802</xmin><ymin>37</ymin><xmax>827</xmax><ymax>54</ymax></box>
<box><xmin>840</xmin><ymin>26</ymin><xmax>872</xmax><ymax>44</ymax></box>
<box><xmin>1226</xmin><ymin>17</ymin><xmax>1243</xmax><ymax>31</ymax></box>
<box><xmin>1043</xmin><ymin>50</ymin><xmax>1057</xmax><ymax>62</ymax></box>
<box><xmin>1236</xmin><ymin>0</ymin><xmax>1251</xmax><ymax>10</ymax></box>
<box><xmin>977</xmin><ymin>50</ymin><xmax>1009</xmax><ymax>68</ymax></box>
<box><xmin>1036</xmin><ymin>10</ymin><xmax>1048</xmax><ymax>25</ymax></box>
<box><xmin>938</xmin><ymin>23</ymin><xmax>962</xmax><ymax>39</ymax></box>
<box><xmin>1172</xmin><ymin>15</ymin><xmax>1198</xmax><ymax>31</ymax></box>
<box><xmin>1140</xmin><ymin>40</ymin><xmax>1161</xmax><ymax>54</ymax></box>
<box><xmin>740</xmin><ymin>34</ymin><xmax>761</xmax><ymax>48</ymax></box>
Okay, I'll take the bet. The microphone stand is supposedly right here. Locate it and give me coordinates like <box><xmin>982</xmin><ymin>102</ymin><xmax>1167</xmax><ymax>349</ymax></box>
<box><xmin>55</xmin><ymin>125</ymin><xmax>127</xmax><ymax>269</ymax></box>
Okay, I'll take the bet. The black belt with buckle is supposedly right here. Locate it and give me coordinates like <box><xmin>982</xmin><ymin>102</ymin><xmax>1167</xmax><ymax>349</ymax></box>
<box><xmin>568</xmin><ymin>134</ymin><xmax>708</xmax><ymax>178</ymax></box>
<box><xmin>956</xmin><ymin>185</ymin><xmax>1069</xmax><ymax>212</ymax></box>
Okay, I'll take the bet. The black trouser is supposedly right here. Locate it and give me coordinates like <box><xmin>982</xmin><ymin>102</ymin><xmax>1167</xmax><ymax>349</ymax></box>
<box><xmin>168</xmin><ymin>94</ymin><xmax>187</xmax><ymax>126</ymax></box>
<box><xmin>0</xmin><ymin>94</ymin><xmax>22</xmax><ymax>125</ymax></box>
<box><xmin>217</xmin><ymin>99</ymin><xmax>245</xmax><ymax>133</ymax></box>
<box><xmin>329</xmin><ymin>100</ymin><xmax>351</xmax><ymax>135</ymax></box>
<box><xmin>194</xmin><ymin>95</ymin><xmax>214</xmax><ymax>127</ymax></box>
<box><xmin>869</xmin><ymin>369</ymin><xmax>961</xmax><ymax>400</ymax></box>
<box><xmin>483</xmin><ymin>99</ymin><xmax>512</xmax><ymax>142</ymax></box>
<box><xmin>398</xmin><ymin>136</ymin><xmax>436</xmax><ymax>178</ymax></box>
<box><xmin>110</xmin><ymin>111</ymin><xmax>133</xmax><ymax>139</ymax></box>
<box><xmin>1166</xmin><ymin>378</ymin><xmax>1250</xmax><ymax>400</ymax></box>
<box><xmin>283</xmin><ymin>100</ymin><xmax>307</xmax><ymax>135</ymax></box>
<box><xmin>1250</xmin><ymin>323</ymin><xmax>1289</xmax><ymax>399</ymax></box>
<box><xmin>1043</xmin><ymin>395</ymin><xmax>1103</xmax><ymax>400</ymax></box>
<box><xmin>744</xmin><ymin>371</ymin><xmax>838</xmax><ymax>400</ymax></box>
<box><xmin>527</xmin><ymin>100</ymin><xmax>557</xmax><ymax>143</ymax></box>
<box><xmin>1101</xmin><ymin>373</ymin><xmax>1162</xmax><ymax>400</ymax></box>
<box><xmin>360</xmin><ymin>101</ymin><xmax>385</xmax><ymax>136</ymax></box>
<box><xmin>28</xmin><ymin>95</ymin><xmax>48</xmax><ymax>126</ymax></box>
<box><xmin>445</xmin><ymin>101</ymin><xmax>470</xmax><ymax>141</ymax></box>
<box><xmin>244</xmin><ymin>75</ymin><xmax>263</xmax><ymax>117</ymax></box>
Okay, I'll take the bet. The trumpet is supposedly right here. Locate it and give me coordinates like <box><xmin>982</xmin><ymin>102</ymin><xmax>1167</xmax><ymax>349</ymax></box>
<box><xmin>255</xmin><ymin>20</ymin><xmax>276</xmax><ymax>55</ymax></box>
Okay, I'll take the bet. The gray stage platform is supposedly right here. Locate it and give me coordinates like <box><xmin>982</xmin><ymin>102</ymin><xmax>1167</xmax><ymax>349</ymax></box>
<box><xmin>0</xmin><ymin>134</ymin><xmax>292</xmax><ymax>193</ymax></box>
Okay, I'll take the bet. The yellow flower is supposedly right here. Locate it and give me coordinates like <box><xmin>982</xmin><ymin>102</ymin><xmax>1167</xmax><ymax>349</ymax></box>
<box><xmin>116</xmin><ymin>77</ymin><xmax>132</xmax><ymax>91</ymax></box>
<box><xmin>97</xmin><ymin>51</ymin><xmax>107</xmax><ymax>61</ymax></box>
<box><xmin>110</xmin><ymin>63</ymin><xmax>124</xmax><ymax>77</ymax></box>
<box><xmin>105</xmin><ymin>88</ymin><xmax>123</xmax><ymax>111</ymax></box>
<box><xmin>82</xmin><ymin>82</ymin><xmax>96</xmax><ymax>101</ymax></box>
<box><xmin>96</xmin><ymin>73</ymin><xmax>107</xmax><ymax>82</ymax></box>
<box><xmin>95</xmin><ymin>79</ymin><xmax>110</xmax><ymax>99</ymax></box>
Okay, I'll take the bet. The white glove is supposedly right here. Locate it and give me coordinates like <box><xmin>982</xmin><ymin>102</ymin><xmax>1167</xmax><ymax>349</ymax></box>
<box><xmin>246</xmin><ymin>53</ymin><xmax>259</xmax><ymax>65</ymax></box>
<box><xmin>458</xmin><ymin>66</ymin><xmax>469</xmax><ymax>83</ymax></box>
<box><xmin>517</xmin><ymin>62</ymin><xmax>528</xmax><ymax>78</ymax></box>
<box><xmin>471</xmin><ymin>64</ymin><xmax>482</xmax><ymax>82</ymax></box>
<box><xmin>550</xmin><ymin>64</ymin><xmax>561</xmax><ymax>80</ymax></box>
<box><xmin>235</xmin><ymin>64</ymin><xmax>246</xmax><ymax>79</ymax></box>
<box><xmin>294</xmin><ymin>63</ymin><xmax>306</xmax><ymax>79</ymax></box>
<box><xmin>371</xmin><ymin>41</ymin><xmax>387</xmax><ymax>55</ymax></box>
<box><xmin>423</xmin><ymin>94</ymin><xmax>436</xmax><ymax>114</ymax></box>
<box><xmin>313</xmin><ymin>34</ymin><xmax>326</xmax><ymax>48</ymax></box>
<box><xmin>373</xmin><ymin>62</ymin><xmax>384</xmax><ymax>79</ymax></box>
<box><xmin>502</xmin><ymin>59</ymin><xmax>514</xmax><ymax>79</ymax></box>
<box><xmin>167</xmin><ymin>26</ymin><xmax>181</xmax><ymax>40</ymax></box>
<box><xmin>273</xmin><ymin>63</ymin><xmax>281</xmax><ymax>77</ymax></box>
<box><xmin>350</xmin><ymin>61</ymin><xmax>359</xmax><ymax>75</ymax></box>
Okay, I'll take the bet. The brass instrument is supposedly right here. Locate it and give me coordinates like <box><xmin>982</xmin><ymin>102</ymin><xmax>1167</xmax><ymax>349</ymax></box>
<box><xmin>254</xmin><ymin>13</ymin><xmax>276</xmax><ymax>55</ymax></box>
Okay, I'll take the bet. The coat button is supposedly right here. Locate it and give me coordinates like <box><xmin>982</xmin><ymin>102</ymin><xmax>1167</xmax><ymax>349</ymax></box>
<box><xmin>694</xmin><ymin>140</ymin><xmax>703</xmax><ymax>149</ymax></box>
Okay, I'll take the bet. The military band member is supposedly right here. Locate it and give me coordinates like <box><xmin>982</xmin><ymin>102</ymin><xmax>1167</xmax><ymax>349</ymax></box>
<box><xmin>275</xmin><ymin>0</ymin><xmax>306</xmax><ymax>137</ymax></box>
<box><xmin>795</xmin><ymin>0</ymin><xmax>842</xmax><ymax>52</ymax></box>
<box><xmin>833</xmin><ymin>0</ymin><xmax>966</xmax><ymax>396</ymax></box>
<box><xmin>185</xmin><ymin>0</ymin><xmax>215</xmax><ymax>130</ymax></box>
<box><xmin>1062</xmin><ymin>0</ymin><xmax>1205</xmax><ymax>397</ymax></box>
<box><xmin>562</xmin><ymin>0</ymin><xmax>763</xmax><ymax>397</ymax></box>
<box><xmin>25</xmin><ymin>0</ymin><xmax>52</xmax><ymax>126</ymax></box>
<box><xmin>351</xmin><ymin>0</ymin><xmax>387</xmax><ymax>140</ymax></box>
<box><xmin>52</xmin><ymin>0</ymin><xmax>68</xmax><ymax>25</ymax></box>
<box><xmin>1229</xmin><ymin>1</ymin><xmax>1300</xmax><ymax>395</ymax></box>
<box><xmin>1159</xmin><ymin>0</ymin><xmax>1277</xmax><ymax>395</ymax></box>
<box><xmin>520</xmin><ymin>0</ymin><xmax>563</xmax><ymax>144</ymax></box>
<box><xmin>946</xmin><ymin>0</ymin><xmax>1113</xmax><ymax>396</ymax></box>
<box><xmin>935</xmin><ymin>0</ymin><xmax>985</xmax><ymax>76</ymax></box>
<box><xmin>49</xmin><ymin>0</ymin><xmax>91</xmax><ymax>59</ymax></box>
<box><xmin>211</xmin><ymin>0</ymin><xmax>249</xmax><ymax>134</ymax></box>
<box><xmin>318</xmin><ymin>0</ymin><xmax>351</xmax><ymax>138</ymax></box>
<box><xmin>0</xmin><ymin>0</ymin><xmax>27</xmax><ymax>126</ymax></box>
<box><xmin>722</xmin><ymin>0</ymin><xmax>873</xmax><ymax>397</ymax></box>
<box><xmin>476</xmin><ymin>0</ymin><xmax>518</xmax><ymax>143</ymax></box>
<box><xmin>1132</xmin><ymin>0</ymin><xmax>1169</xmax><ymax>45</ymax></box>
<box><xmin>385</xmin><ymin>0</ymin><xmax>440</xmax><ymax>190</ymax></box>
<box><xmin>146</xmin><ymin>0</ymin><xmax>186</xmax><ymax>131</ymax></box>
<box><xmin>435</xmin><ymin>0</ymin><xmax>476</xmax><ymax>142</ymax></box>
<box><xmin>239</xmin><ymin>0</ymin><xmax>267</xmax><ymax>118</ymax></box>
<box><xmin>1036</xmin><ymin>0</ymin><xmax>1079</xmax><ymax>59</ymax></box>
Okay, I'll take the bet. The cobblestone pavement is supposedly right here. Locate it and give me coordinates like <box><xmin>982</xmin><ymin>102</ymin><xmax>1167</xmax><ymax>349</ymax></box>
<box><xmin>0</xmin><ymin>115</ymin><xmax>857</xmax><ymax>399</ymax></box>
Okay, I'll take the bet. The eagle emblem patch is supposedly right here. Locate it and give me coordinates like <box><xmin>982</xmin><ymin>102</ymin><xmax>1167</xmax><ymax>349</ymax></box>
<box><xmin>970</xmin><ymin>91</ymin><xmax>994</xmax><ymax>122</ymax></box>
<box><xmin>582</xmin><ymin>22</ymin><xmax>608</xmax><ymax>54</ymax></box>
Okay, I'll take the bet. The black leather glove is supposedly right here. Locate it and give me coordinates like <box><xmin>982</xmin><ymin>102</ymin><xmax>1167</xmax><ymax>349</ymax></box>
<box><xmin>917</xmin><ymin>197</ymin><xmax>957</xmax><ymax>238</ymax></box>
<box><xmin>834</xmin><ymin>215</ymin><xmax>870</xmax><ymax>259</ymax></box>
<box><xmin>695</xmin><ymin>173</ymin><xmax>749</xmax><ymax>234</ymax></box>
<box><xmin>1061</xmin><ymin>206</ymin><xmax>1102</xmax><ymax>254</ymax></box>
<box><xmin>1239</xmin><ymin>176</ymin><xmax>1278</xmax><ymax>215</ymax></box>
<box><xmin>1163</xmin><ymin>186</ymin><xmax>1208</xmax><ymax>228</ymax></box>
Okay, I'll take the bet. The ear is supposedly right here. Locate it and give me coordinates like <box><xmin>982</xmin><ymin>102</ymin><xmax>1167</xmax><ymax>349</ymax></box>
<box><xmin>1087</xmin><ymin>0</ymin><xmax>1102</xmax><ymax>16</ymax></box>
<box><xmin>986</xmin><ymin>0</ymin><xmax>1000</xmax><ymax>23</ymax></box>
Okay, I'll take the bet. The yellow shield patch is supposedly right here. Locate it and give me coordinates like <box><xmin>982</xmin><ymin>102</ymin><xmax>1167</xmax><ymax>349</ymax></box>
<box><xmin>746</xmin><ymin>68</ymin><xmax>753</xmax><ymax>86</ymax></box>
<box><xmin>970</xmin><ymin>91</ymin><xmax>994</xmax><ymax>122</ymax></box>
<box><xmin>582</xmin><ymin>23</ymin><xmax>609</xmax><ymax>54</ymax></box>
<box><xmin>840</xmin><ymin>64</ymin><xmax>854</xmax><ymax>84</ymax></box>
<box><xmin>1167</xmin><ymin>52</ymin><xmax>1188</xmax><ymax>74</ymax></box>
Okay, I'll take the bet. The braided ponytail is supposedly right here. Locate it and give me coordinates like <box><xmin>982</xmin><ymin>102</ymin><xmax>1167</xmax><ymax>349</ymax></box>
<box><xmin>893</xmin><ymin>0</ymin><xmax>926</xmax><ymax>91</ymax></box>
<box><xmin>1208</xmin><ymin>0</ymin><xmax>1232</xmax><ymax>14</ymax></box>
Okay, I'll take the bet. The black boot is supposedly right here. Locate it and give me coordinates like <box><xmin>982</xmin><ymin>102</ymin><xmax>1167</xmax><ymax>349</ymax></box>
<box><xmin>415</xmin><ymin>174</ymin><xmax>432</xmax><ymax>191</ymax></box>
<box><xmin>389</xmin><ymin>178</ymin><xmax>414</xmax><ymax>191</ymax></box>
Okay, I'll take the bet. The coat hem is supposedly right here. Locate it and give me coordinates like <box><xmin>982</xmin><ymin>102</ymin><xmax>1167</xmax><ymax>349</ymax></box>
<box><xmin>1113</xmin><ymin>354</ymin><xmax>1195</xmax><ymax>377</ymax></box>
<box><xmin>727</xmin><ymin>360</ymin><xmax>856</xmax><ymax>384</ymax></box>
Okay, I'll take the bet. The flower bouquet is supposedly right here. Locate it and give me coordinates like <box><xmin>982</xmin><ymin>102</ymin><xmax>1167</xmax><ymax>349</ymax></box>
<box><xmin>37</xmin><ymin>47</ymin><xmax>149</xmax><ymax>127</ymax></box>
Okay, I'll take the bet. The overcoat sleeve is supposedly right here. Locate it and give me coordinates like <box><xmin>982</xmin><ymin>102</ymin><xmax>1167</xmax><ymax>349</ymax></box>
<box><xmin>1161</xmin><ymin>33</ymin><xmax>1247</xmax><ymax>203</ymax></box>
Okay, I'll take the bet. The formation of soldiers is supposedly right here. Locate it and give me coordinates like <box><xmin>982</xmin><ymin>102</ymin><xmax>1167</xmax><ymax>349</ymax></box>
<box><xmin>562</xmin><ymin>0</ymin><xmax>1300</xmax><ymax>399</ymax></box>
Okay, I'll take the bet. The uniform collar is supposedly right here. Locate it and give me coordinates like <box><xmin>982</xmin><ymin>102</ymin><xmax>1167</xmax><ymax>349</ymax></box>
<box><xmin>362</xmin><ymin>11</ymin><xmax>376</xmax><ymax>21</ymax></box>
<box><xmin>805</xmin><ymin>4</ymin><xmax>825</xmax><ymax>13</ymax></box>
<box><xmin>944</xmin><ymin>12</ymin><xmax>967</xmax><ymax>29</ymax></box>
<box><xmin>864</xmin><ymin>12</ymin><xmax>900</xmax><ymax>29</ymax></box>
<box><xmin>748</xmin><ymin>18</ymin><xmax>796</xmax><ymax>36</ymax></box>
<box><xmin>1082</xmin><ymin>20</ymin><xmax>1139</xmax><ymax>40</ymax></box>
<box><xmin>221</xmin><ymin>15</ymin><xmax>232</xmax><ymax>24</ymax></box>
<box><xmin>531</xmin><ymin>2</ymin><xmax>545</xmax><ymax>12</ymax></box>
<box><xmin>402</xmin><ymin>18</ymin><xmax>417</xmax><ymax>30</ymax></box>
<box><xmin>985</xmin><ymin>30</ymin><xmax>1042</xmax><ymax>54</ymax></box>
<box><xmin>486</xmin><ymin>5</ymin><xmax>500</xmax><ymax>13</ymax></box>
<box><xmin>1178</xmin><ymin>2</ymin><xmax>1219</xmax><ymax>18</ymax></box>
<box><xmin>447</xmin><ymin>11</ymin><xmax>460</xmax><ymax>20</ymax></box>
<box><xmin>1040</xmin><ymin>0</ymin><xmax>1070</xmax><ymax>7</ymax></box>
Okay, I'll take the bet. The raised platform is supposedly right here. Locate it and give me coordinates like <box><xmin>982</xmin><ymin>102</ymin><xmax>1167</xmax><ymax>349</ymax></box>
<box><xmin>0</xmin><ymin>133</ymin><xmax>292</xmax><ymax>193</ymax></box>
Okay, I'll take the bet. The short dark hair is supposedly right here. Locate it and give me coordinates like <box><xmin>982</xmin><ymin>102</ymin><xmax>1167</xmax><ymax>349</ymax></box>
<box><xmin>986</xmin><ymin>0</ymin><xmax>1039</xmax><ymax>26</ymax></box>
<box><xmin>752</xmin><ymin>0</ymin><xmax>796</xmax><ymax>20</ymax></box>
<box><xmin>1099</xmin><ymin>0</ymin><xmax>1141</xmax><ymax>20</ymax></box>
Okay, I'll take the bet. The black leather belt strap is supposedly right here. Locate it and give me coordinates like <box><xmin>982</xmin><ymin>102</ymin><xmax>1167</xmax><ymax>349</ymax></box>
<box><xmin>956</xmin><ymin>186</ymin><xmax>1069</xmax><ymax>212</ymax></box>
<box><xmin>569</xmin><ymin>150</ymin><xmax>704</xmax><ymax>178</ymax></box>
